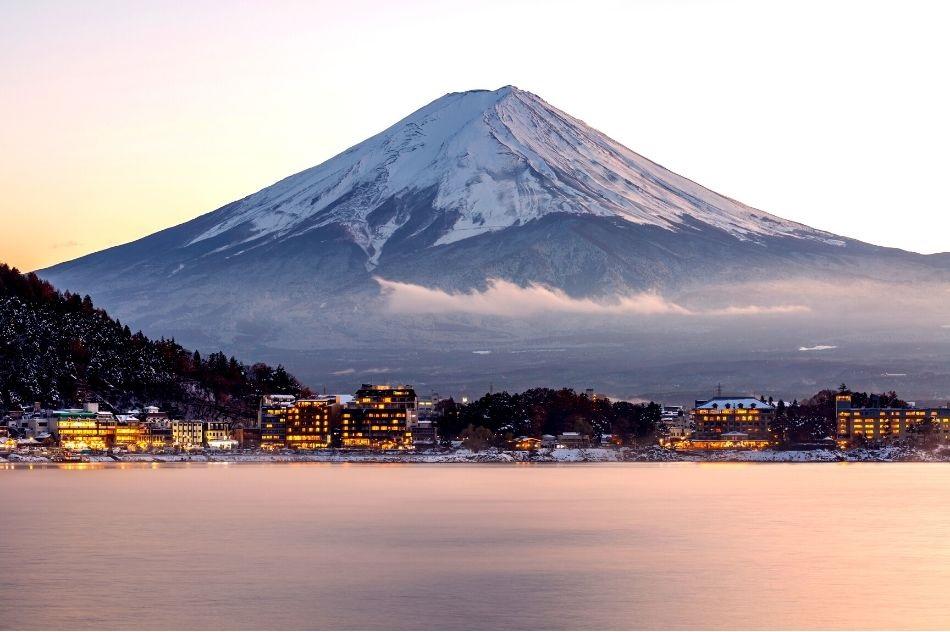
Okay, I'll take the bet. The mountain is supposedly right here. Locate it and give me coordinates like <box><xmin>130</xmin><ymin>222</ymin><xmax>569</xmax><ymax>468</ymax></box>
<box><xmin>0</xmin><ymin>263</ymin><xmax>308</xmax><ymax>414</ymax></box>
<box><xmin>39</xmin><ymin>87</ymin><xmax>950</xmax><ymax>402</ymax></box>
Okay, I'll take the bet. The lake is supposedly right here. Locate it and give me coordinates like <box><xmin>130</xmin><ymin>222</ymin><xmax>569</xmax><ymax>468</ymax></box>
<box><xmin>1</xmin><ymin>462</ymin><xmax>949</xmax><ymax>630</ymax></box>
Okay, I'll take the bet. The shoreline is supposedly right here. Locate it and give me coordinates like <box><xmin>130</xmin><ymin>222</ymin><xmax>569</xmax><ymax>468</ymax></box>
<box><xmin>4</xmin><ymin>445</ymin><xmax>950</xmax><ymax>465</ymax></box>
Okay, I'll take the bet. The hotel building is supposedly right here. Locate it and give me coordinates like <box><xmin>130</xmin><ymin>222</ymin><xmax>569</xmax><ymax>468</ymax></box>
<box><xmin>57</xmin><ymin>418</ymin><xmax>117</xmax><ymax>451</ymax></box>
<box><xmin>171</xmin><ymin>420</ymin><xmax>204</xmax><ymax>449</ymax></box>
<box><xmin>114</xmin><ymin>422</ymin><xmax>147</xmax><ymax>450</ymax></box>
<box><xmin>683</xmin><ymin>397</ymin><xmax>775</xmax><ymax>450</ymax></box>
<box><xmin>284</xmin><ymin>397</ymin><xmax>341</xmax><ymax>450</ymax></box>
<box><xmin>257</xmin><ymin>395</ymin><xmax>343</xmax><ymax>450</ymax></box>
<box><xmin>341</xmin><ymin>384</ymin><xmax>416</xmax><ymax>450</ymax></box>
<box><xmin>835</xmin><ymin>394</ymin><xmax>950</xmax><ymax>448</ymax></box>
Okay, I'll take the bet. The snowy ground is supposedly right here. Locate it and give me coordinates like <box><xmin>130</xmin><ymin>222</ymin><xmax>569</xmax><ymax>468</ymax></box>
<box><xmin>3</xmin><ymin>446</ymin><xmax>950</xmax><ymax>464</ymax></box>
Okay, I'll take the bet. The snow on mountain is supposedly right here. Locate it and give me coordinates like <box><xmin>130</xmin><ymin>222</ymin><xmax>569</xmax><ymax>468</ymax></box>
<box><xmin>184</xmin><ymin>86</ymin><xmax>841</xmax><ymax>267</ymax></box>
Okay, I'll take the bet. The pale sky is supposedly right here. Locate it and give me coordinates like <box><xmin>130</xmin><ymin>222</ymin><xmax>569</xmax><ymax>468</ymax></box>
<box><xmin>2</xmin><ymin>0</ymin><xmax>948</xmax><ymax>272</ymax></box>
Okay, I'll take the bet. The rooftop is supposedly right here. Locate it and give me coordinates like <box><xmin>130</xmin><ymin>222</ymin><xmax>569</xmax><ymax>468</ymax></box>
<box><xmin>696</xmin><ymin>397</ymin><xmax>775</xmax><ymax>410</ymax></box>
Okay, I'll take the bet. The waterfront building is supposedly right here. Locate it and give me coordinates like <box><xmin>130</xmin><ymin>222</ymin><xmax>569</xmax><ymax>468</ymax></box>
<box><xmin>284</xmin><ymin>397</ymin><xmax>341</xmax><ymax>450</ymax></box>
<box><xmin>171</xmin><ymin>420</ymin><xmax>204</xmax><ymax>450</ymax></box>
<box><xmin>557</xmin><ymin>432</ymin><xmax>591</xmax><ymax>448</ymax></box>
<box><xmin>57</xmin><ymin>418</ymin><xmax>117</xmax><ymax>451</ymax></box>
<box><xmin>231</xmin><ymin>423</ymin><xmax>261</xmax><ymax>449</ymax></box>
<box><xmin>682</xmin><ymin>397</ymin><xmax>775</xmax><ymax>450</ymax></box>
<box><xmin>114</xmin><ymin>422</ymin><xmax>148</xmax><ymax>450</ymax></box>
<box><xmin>257</xmin><ymin>396</ymin><xmax>342</xmax><ymax>450</ymax></box>
<box><xmin>512</xmin><ymin>436</ymin><xmax>541</xmax><ymax>450</ymax></box>
<box><xmin>410</xmin><ymin>420</ymin><xmax>439</xmax><ymax>448</ymax></box>
<box><xmin>341</xmin><ymin>384</ymin><xmax>416</xmax><ymax>450</ymax></box>
<box><xmin>203</xmin><ymin>421</ymin><xmax>236</xmax><ymax>449</ymax></box>
<box><xmin>142</xmin><ymin>426</ymin><xmax>173</xmax><ymax>450</ymax></box>
<box><xmin>835</xmin><ymin>394</ymin><xmax>950</xmax><ymax>448</ymax></box>
<box><xmin>260</xmin><ymin>396</ymin><xmax>294</xmax><ymax>449</ymax></box>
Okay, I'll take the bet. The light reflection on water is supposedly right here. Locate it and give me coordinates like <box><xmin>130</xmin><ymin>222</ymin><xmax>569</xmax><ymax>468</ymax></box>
<box><xmin>1</xmin><ymin>462</ymin><xmax>949</xmax><ymax>630</ymax></box>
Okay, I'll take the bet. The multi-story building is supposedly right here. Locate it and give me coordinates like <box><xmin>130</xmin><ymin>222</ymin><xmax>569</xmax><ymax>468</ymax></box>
<box><xmin>684</xmin><ymin>397</ymin><xmax>775</xmax><ymax>450</ymax></box>
<box><xmin>114</xmin><ymin>422</ymin><xmax>147</xmax><ymax>450</ymax></box>
<box><xmin>410</xmin><ymin>420</ymin><xmax>438</xmax><ymax>448</ymax></box>
<box><xmin>257</xmin><ymin>396</ymin><xmax>342</xmax><ymax>450</ymax></box>
<box><xmin>172</xmin><ymin>420</ymin><xmax>204</xmax><ymax>449</ymax></box>
<box><xmin>203</xmin><ymin>421</ymin><xmax>236</xmax><ymax>450</ymax></box>
<box><xmin>57</xmin><ymin>418</ymin><xmax>117</xmax><ymax>451</ymax></box>
<box><xmin>143</xmin><ymin>426</ymin><xmax>173</xmax><ymax>450</ymax></box>
<box><xmin>283</xmin><ymin>397</ymin><xmax>341</xmax><ymax>450</ymax></box>
<box><xmin>260</xmin><ymin>397</ymin><xmax>294</xmax><ymax>449</ymax></box>
<box><xmin>835</xmin><ymin>394</ymin><xmax>950</xmax><ymax>448</ymax></box>
<box><xmin>341</xmin><ymin>384</ymin><xmax>416</xmax><ymax>450</ymax></box>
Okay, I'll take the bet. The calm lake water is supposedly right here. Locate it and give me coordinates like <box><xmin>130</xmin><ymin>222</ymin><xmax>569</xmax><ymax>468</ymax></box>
<box><xmin>1</xmin><ymin>462</ymin><xmax>949</xmax><ymax>630</ymax></box>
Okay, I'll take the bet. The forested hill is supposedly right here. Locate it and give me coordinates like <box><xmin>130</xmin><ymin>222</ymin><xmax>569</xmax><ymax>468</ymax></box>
<box><xmin>0</xmin><ymin>263</ymin><xmax>309</xmax><ymax>418</ymax></box>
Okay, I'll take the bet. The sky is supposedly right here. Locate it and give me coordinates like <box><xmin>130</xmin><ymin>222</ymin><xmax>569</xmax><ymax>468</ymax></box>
<box><xmin>1</xmin><ymin>0</ymin><xmax>948</xmax><ymax>272</ymax></box>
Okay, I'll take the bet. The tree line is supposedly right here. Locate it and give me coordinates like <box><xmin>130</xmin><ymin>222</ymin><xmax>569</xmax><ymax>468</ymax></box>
<box><xmin>0</xmin><ymin>263</ymin><xmax>309</xmax><ymax>417</ymax></box>
<box><xmin>431</xmin><ymin>387</ymin><xmax>661</xmax><ymax>449</ymax></box>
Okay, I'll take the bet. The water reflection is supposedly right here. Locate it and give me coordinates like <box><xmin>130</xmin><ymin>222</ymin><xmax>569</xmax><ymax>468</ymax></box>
<box><xmin>1</xmin><ymin>463</ymin><xmax>948</xmax><ymax>629</ymax></box>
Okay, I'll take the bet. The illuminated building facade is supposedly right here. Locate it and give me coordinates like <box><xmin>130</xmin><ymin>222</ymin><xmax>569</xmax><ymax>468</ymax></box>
<box><xmin>342</xmin><ymin>385</ymin><xmax>416</xmax><ymax>450</ymax></box>
<box><xmin>284</xmin><ymin>398</ymin><xmax>338</xmax><ymax>450</ymax></box>
<box><xmin>835</xmin><ymin>394</ymin><xmax>950</xmax><ymax>448</ymax></box>
<box><xmin>260</xmin><ymin>400</ymin><xmax>291</xmax><ymax>449</ymax></box>
<box><xmin>114</xmin><ymin>422</ymin><xmax>147</xmax><ymax>450</ymax></box>
<box><xmin>143</xmin><ymin>427</ymin><xmax>173</xmax><ymax>450</ymax></box>
<box><xmin>257</xmin><ymin>396</ymin><xmax>343</xmax><ymax>450</ymax></box>
<box><xmin>169</xmin><ymin>420</ymin><xmax>201</xmax><ymax>449</ymax></box>
<box><xmin>682</xmin><ymin>397</ymin><xmax>775</xmax><ymax>450</ymax></box>
<box><xmin>57</xmin><ymin>418</ymin><xmax>117</xmax><ymax>451</ymax></box>
<box><xmin>198</xmin><ymin>422</ymin><xmax>236</xmax><ymax>450</ymax></box>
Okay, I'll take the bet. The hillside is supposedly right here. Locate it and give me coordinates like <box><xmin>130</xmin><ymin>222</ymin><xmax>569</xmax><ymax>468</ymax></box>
<box><xmin>36</xmin><ymin>86</ymin><xmax>950</xmax><ymax>400</ymax></box>
<box><xmin>0</xmin><ymin>263</ymin><xmax>308</xmax><ymax>417</ymax></box>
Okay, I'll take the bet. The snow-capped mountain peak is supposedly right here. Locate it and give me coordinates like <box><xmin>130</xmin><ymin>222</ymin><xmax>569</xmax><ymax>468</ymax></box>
<box><xmin>185</xmin><ymin>86</ymin><xmax>839</xmax><ymax>264</ymax></box>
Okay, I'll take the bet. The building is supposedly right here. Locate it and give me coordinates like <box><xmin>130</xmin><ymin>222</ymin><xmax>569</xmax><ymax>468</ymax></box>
<box><xmin>512</xmin><ymin>436</ymin><xmax>541</xmax><ymax>450</ymax></box>
<box><xmin>416</xmin><ymin>393</ymin><xmax>440</xmax><ymax>420</ymax></box>
<box><xmin>40</xmin><ymin>403</ymin><xmax>106</xmax><ymax>437</ymax></box>
<box><xmin>835</xmin><ymin>394</ymin><xmax>950</xmax><ymax>448</ymax></box>
<box><xmin>410</xmin><ymin>420</ymin><xmax>439</xmax><ymax>448</ymax></box>
<box><xmin>142</xmin><ymin>426</ymin><xmax>173</xmax><ymax>450</ymax></box>
<box><xmin>260</xmin><ymin>396</ymin><xmax>294</xmax><ymax>449</ymax></box>
<box><xmin>57</xmin><ymin>418</ymin><xmax>117</xmax><ymax>451</ymax></box>
<box><xmin>683</xmin><ymin>397</ymin><xmax>775</xmax><ymax>450</ymax></box>
<box><xmin>114</xmin><ymin>422</ymin><xmax>148</xmax><ymax>450</ymax></box>
<box><xmin>256</xmin><ymin>396</ymin><xmax>342</xmax><ymax>450</ymax></box>
<box><xmin>142</xmin><ymin>406</ymin><xmax>169</xmax><ymax>425</ymax></box>
<box><xmin>556</xmin><ymin>432</ymin><xmax>591</xmax><ymax>448</ymax></box>
<box><xmin>172</xmin><ymin>420</ymin><xmax>204</xmax><ymax>449</ymax></box>
<box><xmin>231</xmin><ymin>423</ymin><xmax>261</xmax><ymax>450</ymax></box>
<box><xmin>203</xmin><ymin>422</ymin><xmax>236</xmax><ymax>450</ymax></box>
<box><xmin>258</xmin><ymin>394</ymin><xmax>296</xmax><ymax>427</ymax></box>
<box><xmin>284</xmin><ymin>397</ymin><xmax>342</xmax><ymax>450</ymax></box>
<box><xmin>341</xmin><ymin>384</ymin><xmax>416</xmax><ymax>450</ymax></box>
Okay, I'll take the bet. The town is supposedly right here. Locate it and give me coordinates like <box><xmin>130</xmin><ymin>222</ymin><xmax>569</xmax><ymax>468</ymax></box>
<box><xmin>2</xmin><ymin>382</ymin><xmax>949</xmax><ymax>463</ymax></box>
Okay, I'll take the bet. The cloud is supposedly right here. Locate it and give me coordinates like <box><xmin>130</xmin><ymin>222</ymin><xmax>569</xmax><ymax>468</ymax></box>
<box><xmin>51</xmin><ymin>240</ymin><xmax>79</xmax><ymax>249</ymax></box>
<box><xmin>331</xmin><ymin>368</ymin><xmax>356</xmax><ymax>376</ymax></box>
<box><xmin>799</xmin><ymin>344</ymin><xmax>838</xmax><ymax>352</ymax></box>
<box><xmin>375</xmin><ymin>277</ymin><xmax>809</xmax><ymax>318</ymax></box>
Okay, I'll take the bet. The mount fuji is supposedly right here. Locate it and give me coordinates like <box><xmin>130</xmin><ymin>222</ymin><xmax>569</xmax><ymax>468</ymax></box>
<box><xmin>39</xmin><ymin>87</ymin><xmax>950</xmax><ymax>401</ymax></box>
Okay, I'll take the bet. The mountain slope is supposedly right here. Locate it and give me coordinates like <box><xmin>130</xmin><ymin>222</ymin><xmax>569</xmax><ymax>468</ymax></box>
<box><xmin>0</xmin><ymin>264</ymin><xmax>308</xmax><ymax>414</ymax></box>
<box><xmin>38</xmin><ymin>86</ymin><xmax>950</xmax><ymax>398</ymax></box>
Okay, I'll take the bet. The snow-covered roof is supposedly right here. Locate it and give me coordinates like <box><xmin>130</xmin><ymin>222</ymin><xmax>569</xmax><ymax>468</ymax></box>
<box><xmin>696</xmin><ymin>397</ymin><xmax>774</xmax><ymax>410</ymax></box>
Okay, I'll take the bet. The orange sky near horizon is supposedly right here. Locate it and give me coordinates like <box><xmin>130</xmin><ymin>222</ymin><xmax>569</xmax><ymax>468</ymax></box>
<box><xmin>2</xmin><ymin>0</ymin><xmax>948</xmax><ymax>272</ymax></box>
